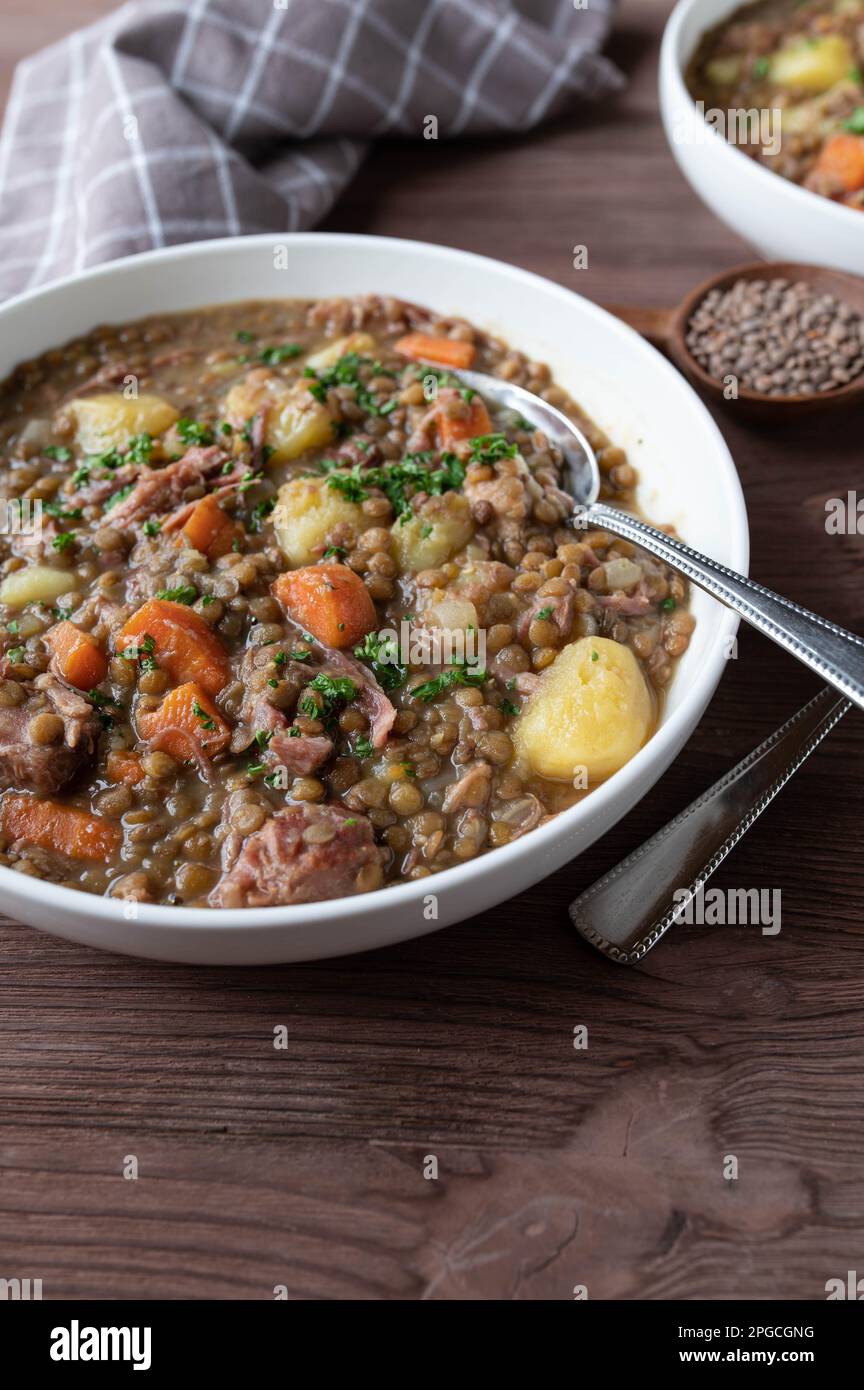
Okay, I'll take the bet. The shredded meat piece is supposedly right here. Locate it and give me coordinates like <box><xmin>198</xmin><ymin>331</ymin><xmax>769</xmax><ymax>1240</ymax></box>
<box><xmin>441</xmin><ymin>761</ymin><xmax>492</xmax><ymax>813</ymax></box>
<box><xmin>0</xmin><ymin>675</ymin><xmax>100</xmax><ymax>795</ymax></box>
<box><xmin>107</xmin><ymin>446</ymin><xmax>242</xmax><ymax>524</ymax></box>
<box><xmin>209</xmin><ymin>802</ymin><xmax>385</xmax><ymax>908</ymax></box>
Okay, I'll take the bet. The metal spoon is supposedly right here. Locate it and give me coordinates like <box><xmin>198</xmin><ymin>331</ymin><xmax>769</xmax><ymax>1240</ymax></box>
<box><xmin>568</xmin><ymin>685</ymin><xmax>851</xmax><ymax>965</ymax></box>
<box><xmin>454</xmin><ymin>368</ymin><xmax>864</xmax><ymax>711</ymax></box>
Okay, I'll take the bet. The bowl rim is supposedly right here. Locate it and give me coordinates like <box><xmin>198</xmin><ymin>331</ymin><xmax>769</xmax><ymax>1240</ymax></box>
<box><xmin>661</xmin><ymin>0</ymin><xmax>864</xmax><ymax>233</ymax></box>
<box><xmin>0</xmin><ymin>231</ymin><xmax>749</xmax><ymax>936</ymax></box>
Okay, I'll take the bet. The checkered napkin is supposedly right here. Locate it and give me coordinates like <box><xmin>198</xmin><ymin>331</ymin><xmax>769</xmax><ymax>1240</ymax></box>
<box><xmin>0</xmin><ymin>0</ymin><xmax>623</xmax><ymax>301</ymax></box>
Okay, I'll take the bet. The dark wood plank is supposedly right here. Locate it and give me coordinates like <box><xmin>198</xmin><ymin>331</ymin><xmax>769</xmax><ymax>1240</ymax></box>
<box><xmin>0</xmin><ymin>0</ymin><xmax>862</xmax><ymax>1301</ymax></box>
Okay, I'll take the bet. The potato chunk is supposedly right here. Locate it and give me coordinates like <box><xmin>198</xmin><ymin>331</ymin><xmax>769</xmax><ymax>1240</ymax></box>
<box><xmin>273</xmin><ymin>475</ymin><xmax>364</xmax><ymax>568</ymax></box>
<box><xmin>0</xmin><ymin>565</ymin><xmax>79</xmax><ymax>609</ymax></box>
<box><xmin>514</xmin><ymin>636</ymin><xmax>653</xmax><ymax>785</ymax></box>
<box><xmin>392</xmin><ymin>493</ymin><xmax>474</xmax><ymax>574</ymax></box>
<box><xmin>769</xmin><ymin>35</ymin><xmax>853</xmax><ymax>92</ymax></box>
<box><xmin>68</xmin><ymin>393</ymin><xmax>179</xmax><ymax>453</ymax></box>
<box><xmin>224</xmin><ymin>368</ymin><xmax>335</xmax><ymax>462</ymax></box>
<box><xmin>305</xmin><ymin>332</ymin><xmax>377</xmax><ymax>372</ymax></box>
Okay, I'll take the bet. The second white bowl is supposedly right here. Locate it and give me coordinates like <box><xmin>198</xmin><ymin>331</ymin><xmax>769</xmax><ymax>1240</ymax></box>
<box><xmin>660</xmin><ymin>0</ymin><xmax>864</xmax><ymax>275</ymax></box>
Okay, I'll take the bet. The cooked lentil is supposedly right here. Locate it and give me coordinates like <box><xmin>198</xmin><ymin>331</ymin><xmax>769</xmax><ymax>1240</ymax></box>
<box><xmin>0</xmin><ymin>295</ymin><xmax>693</xmax><ymax>908</ymax></box>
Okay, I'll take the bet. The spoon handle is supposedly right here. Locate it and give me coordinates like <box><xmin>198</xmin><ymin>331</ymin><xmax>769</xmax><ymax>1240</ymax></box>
<box><xmin>569</xmin><ymin>685</ymin><xmax>851</xmax><ymax>965</ymax></box>
<box><xmin>587</xmin><ymin>502</ymin><xmax>864</xmax><ymax>712</ymax></box>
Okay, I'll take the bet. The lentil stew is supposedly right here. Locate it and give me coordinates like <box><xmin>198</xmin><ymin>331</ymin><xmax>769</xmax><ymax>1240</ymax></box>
<box><xmin>688</xmin><ymin>0</ymin><xmax>864</xmax><ymax>209</ymax></box>
<box><xmin>0</xmin><ymin>296</ymin><xmax>693</xmax><ymax>909</ymax></box>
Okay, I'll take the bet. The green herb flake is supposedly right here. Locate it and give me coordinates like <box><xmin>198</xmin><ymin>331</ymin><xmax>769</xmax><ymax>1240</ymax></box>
<box><xmin>155</xmin><ymin>584</ymin><xmax>198</xmax><ymax>605</ymax></box>
<box><xmin>177</xmin><ymin>417</ymin><xmax>214</xmax><ymax>447</ymax></box>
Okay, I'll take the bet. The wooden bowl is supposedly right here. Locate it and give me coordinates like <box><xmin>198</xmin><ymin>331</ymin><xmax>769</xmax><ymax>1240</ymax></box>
<box><xmin>607</xmin><ymin>261</ymin><xmax>864</xmax><ymax>419</ymax></box>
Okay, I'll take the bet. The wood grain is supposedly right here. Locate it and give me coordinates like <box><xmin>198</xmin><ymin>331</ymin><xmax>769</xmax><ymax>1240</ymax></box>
<box><xmin>0</xmin><ymin>0</ymin><xmax>862</xmax><ymax>1301</ymax></box>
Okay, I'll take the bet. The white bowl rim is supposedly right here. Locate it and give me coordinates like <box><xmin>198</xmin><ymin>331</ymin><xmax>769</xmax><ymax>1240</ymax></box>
<box><xmin>0</xmin><ymin>231</ymin><xmax>748</xmax><ymax>937</ymax></box>
<box><xmin>662</xmin><ymin>0</ymin><xmax>864</xmax><ymax>232</ymax></box>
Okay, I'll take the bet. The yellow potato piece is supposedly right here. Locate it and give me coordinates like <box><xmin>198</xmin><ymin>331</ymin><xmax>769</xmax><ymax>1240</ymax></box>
<box><xmin>224</xmin><ymin>369</ymin><xmax>335</xmax><ymax>462</ymax></box>
<box><xmin>69</xmin><ymin>393</ymin><xmax>179</xmax><ymax>453</ymax></box>
<box><xmin>305</xmin><ymin>332</ymin><xmax>377</xmax><ymax>372</ymax></box>
<box><xmin>392</xmin><ymin>493</ymin><xmax>474</xmax><ymax>574</ymax></box>
<box><xmin>0</xmin><ymin>564</ymin><xmax>79</xmax><ymax>609</ymax></box>
<box><xmin>769</xmin><ymin>35</ymin><xmax>853</xmax><ymax>92</ymax></box>
<box><xmin>514</xmin><ymin>636</ymin><xmax>653</xmax><ymax>785</ymax></box>
<box><xmin>273</xmin><ymin>475</ymin><xmax>364</xmax><ymax>568</ymax></box>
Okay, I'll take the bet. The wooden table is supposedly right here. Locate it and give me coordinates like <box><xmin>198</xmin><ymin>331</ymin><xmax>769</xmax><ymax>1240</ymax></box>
<box><xmin>1</xmin><ymin>1</ymin><xmax>862</xmax><ymax>1301</ymax></box>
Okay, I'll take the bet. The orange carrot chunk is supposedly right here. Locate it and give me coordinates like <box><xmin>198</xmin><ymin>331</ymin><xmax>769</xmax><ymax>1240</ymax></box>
<box><xmin>181</xmin><ymin>493</ymin><xmax>241</xmax><ymax>560</ymax></box>
<box><xmin>435</xmin><ymin>387</ymin><xmax>493</xmax><ymax>447</ymax></box>
<box><xmin>118</xmin><ymin>598</ymin><xmax>231</xmax><ymax>698</ymax></box>
<box><xmin>0</xmin><ymin>793</ymin><xmax>121</xmax><ymax>860</ymax></box>
<box><xmin>136</xmin><ymin>681</ymin><xmax>231</xmax><ymax>764</ymax></box>
<box><xmin>812</xmin><ymin>133</ymin><xmax>864</xmax><ymax>193</ymax></box>
<box><xmin>272</xmin><ymin>563</ymin><xmax>377</xmax><ymax>649</ymax></box>
<box><xmin>44</xmin><ymin>621</ymin><xmax>108</xmax><ymax>690</ymax></box>
<box><xmin>393</xmin><ymin>333</ymin><xmax>476</xmax><ymax>370</ymax></box>
<box><xmin>105</xmin><ymin>750</ymin><xmax>145</xmax><ymax>787</ymax></box>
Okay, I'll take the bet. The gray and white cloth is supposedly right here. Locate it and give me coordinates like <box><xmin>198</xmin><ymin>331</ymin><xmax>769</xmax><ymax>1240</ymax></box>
<box><xmin>0</xmin><ymin>0</ymin><xmax>623</xmax><ymax>301</ymax></box>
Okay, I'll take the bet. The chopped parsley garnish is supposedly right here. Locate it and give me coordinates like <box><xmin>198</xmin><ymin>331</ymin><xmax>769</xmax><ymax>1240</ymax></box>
<box><xmin>468</xmin><ymin>433</ymin><xmax>517</xmax><ymax>465</ymax></box>
<box><xmin>258</xmin><ymin>343</ymin><xmax>302</xmax><ymax>364</ymax></box>
<box><xmin>200</xmin><ymin>594</ymin><xmax>216</xmax><ymax>607</ymax></box>
<box><xmin>220</xmin><ymin>421</ymin><xmax>234</xmax><ymax>436</ymax></box>
<box><xmin>752</xmin><ymin>56</ymin><xmax>770</xmax><ymax>79</ymax></box>
<box><xmin>155</xmin><ymin>584</ymin><xmax>198</xmax><ymax>605</ymax></box>
<box><xmin>235</xmin><ymin>330</ymin><xmax>255</xmax><ymax>343</ymax></box>
<box><xmin>177</xmin><ymin>417</ymin><xmax>214</xmax><ymax>447</ymax></box>
<box><xmin>304</xmin><ymin>352</ymin><xmax>393</xmax><ymax>418</ymax></box>
<box><xmin>411</xmin><ymin>663</ymin><xmax>487</xmax><ymax>702</ymax></box>
<box><xmin>254</xmin><ymin>729</ymin><xmax>273</xmax><ymax>751</ymax></box>
<box><xmin>536</xmin><ymin>606</ymin><xmax>553</xmax><ymax>621</ymax></box>
<box><xmin>43</xmin><ymin>445</ymin><xmax>72</xmax><ymax>462</ymax></box>
<box><xmin>298</xmin><ymin>672</ymin><xmax>357</xmax><ymax>722</ymax></box>
<box><xmin>354</xmin><ymin>736</ymin><xmax>373</xmax><ymax>759</ymax></box>
<box><xmin>126</xmin><ymin>433</ymin><xmax>154</xmax><ymax>466</ymax></box>
<box><xmin>43</xmin><ymin>501</ymin><xmax>83</xmax><ymax>521</ymax></box>
<box><xmin>6</xmin><ymin>621</ymin><xmax>18</xmax><ymax>635</ymax></box>
<box><xmin>591</xmin><ymin>650</ymin><xmax>599</xmax><ymax>662</ymax></box>
<box><xmin>288</xmin><ymin>647</ymin><xmax>311</xmax><ymax>663</ymax></box>
<box><xmin>326</xmin><ymin>450</ymin><xmax>465</xmax><ymax>520</ymax></box>
<box><xmin>322</xmin><ymin>544</ymin><xmax>347</xmax><ymax>560</ymax></box>
<box><xmin>247</xmin><ymin>763</ymin><xmax>265</xmax><ymax>776</ymax></box>
<box><xmin>6</xmin><ymin>646</ymin><xmax>26</xmax><ymax>664</ymax></box>
<box><xmin>267</xmin><ymin>678</ymin><xmax>279</xmax><ymax>688</ymax></box>
<box><xmin>844</xmin><ymin>106</ymin><xmax>864</xmax><ymax>134</ymax></box>
<box><xmin>143</xmin><ymin>519</ymin><xmax>161</xmax><ymax>537</ymax></box>
<box><xmin>121</xmin><ymin>634</ymin><xmax>158</xmax><ymax>672</ymax></box>
<box><xmin>272</xmin><ymin>651</ymin><xmax>286</xmax><ymax>666</ymax></box>
<box><xmin>192</xmin><ymin>700</ymin><xmax>216</xmax><ymax>731</ymax></box>
<box><xmin>354</xmin><ymin>630</ymin><xmax>407</xmax><ymax>691</ymax></box>
<box><xmin>500</xmin><ymin>699</ymin><xmax>520</xmax><ymax>717</ymax></box>
<box><xmin>51</xmin><ymin>531</ymin><xmax>76</xmax><ymax>552</ymax></box>
<box><xmin>661</xmin><ymin>597</ymin><xmax>677</xmax><ymax>611</ymax></box>
<box><xmin>104</xmin><ymin>483</ymin><xmax>135</xmax><ymax>511</ymax></box>
<box><xmin>248</xmin><ymin>497</ymin><xmax>275</xmax><ymax>531</ymax></box>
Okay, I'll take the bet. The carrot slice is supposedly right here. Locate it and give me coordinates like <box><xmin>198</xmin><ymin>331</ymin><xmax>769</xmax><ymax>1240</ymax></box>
<box><xmin>435</xmin><ymin>388</ymin><xmax>493</xmax><ymax>447</ymax></box>
<box><xmin>272</xmin><ymin>563</ymin><xmax>376</xmax><ymax>649</ymax></box>
<box><xmin>181</xmin><ymin>493</ymin><xmax>241</xmax><ymax>559</ymax></box>
<box><xmin>118</xmin><ymin>598</ymin><xmax>231</xmax><ymax>698</ymax></box>
<box><xmin>0</xmin><ymin>793</ymin><xmax>120</xmax><ymax>860</ymax></box>
<box><xmin>812</xmin><ymin>133</ymin><xmax>864</xmax><ymax>193</ymax></box>
<box><xmin>106</xmin><ymin>750</ymin><xmax>145</xmax><ymax>787</ymax></box>
<box><xmin>394</xmin><ymin>333</ymin><xmax>476</xmax><ymax>370</ymax></box>
<box><xmin>136</xmin><ymin>681</ymin><xmax>231</xmax><ymax>763</ymax></box>
<box><xmin>44</xmin><ymin>621</ymin><xmax>108</xmax><ymax>690</ymax></box>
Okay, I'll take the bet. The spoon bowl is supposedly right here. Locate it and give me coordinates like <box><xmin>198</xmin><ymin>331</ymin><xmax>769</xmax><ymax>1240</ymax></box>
<box><xmin>608</xmin><ymin>260</ymin><xmax>864</xmax><ymax>419</ymax></box>
<box><xmin>449</xmin><ymin>366</ymin><xmax>864</xmax><ymax>713</ymax></box>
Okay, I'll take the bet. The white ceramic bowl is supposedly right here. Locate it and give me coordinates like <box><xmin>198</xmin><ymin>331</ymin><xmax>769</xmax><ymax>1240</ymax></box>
<box><xmin>0</xmin><ymin>234</ymin><xmax>747</xmax><ymax>963</ymax></box>
<box><xmin>660</xmin><ymin>0</ymin><xmax>864</xmax><ymax>275</ymax></box>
